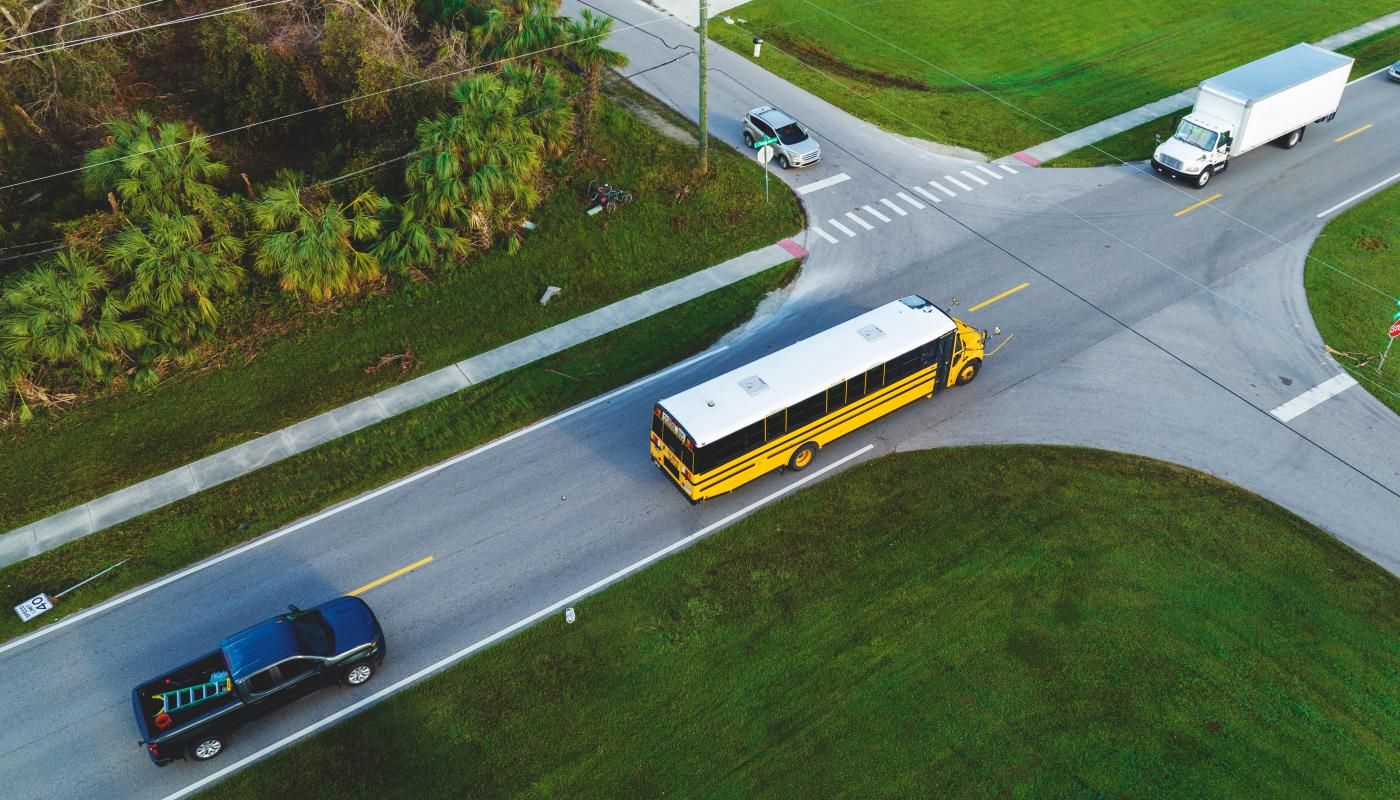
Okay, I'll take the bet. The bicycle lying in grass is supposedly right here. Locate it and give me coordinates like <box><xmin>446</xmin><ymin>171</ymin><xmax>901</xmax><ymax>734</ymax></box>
<box><xmin>587</xmin><ymin>180</ymin><xmax>634</xmax><ymax>213</ymax></box>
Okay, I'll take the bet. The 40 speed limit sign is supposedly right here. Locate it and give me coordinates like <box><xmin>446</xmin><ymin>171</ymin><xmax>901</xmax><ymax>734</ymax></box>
<box><xmin>14</xmin><ymin>593</ymin><xmax>54</xmax><ymax>622</ymax></box>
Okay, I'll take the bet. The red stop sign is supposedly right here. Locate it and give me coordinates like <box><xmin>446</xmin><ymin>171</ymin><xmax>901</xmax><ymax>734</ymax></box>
<box><xmin>1391</xmin><ymin>318</ymin><xmax>1400</xmax><ymax>339</ymax></box>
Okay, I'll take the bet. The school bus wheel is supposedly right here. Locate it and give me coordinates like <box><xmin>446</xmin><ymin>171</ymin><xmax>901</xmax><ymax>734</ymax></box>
<box><xmin>789</xmin><ymin>443</ymin><xmax>818</xmax><ymax>471</ymax></box>
<box><xmin>955</xmin><ymin>358</ymin><xmax>981</xmax><ymax>386</ymax></box>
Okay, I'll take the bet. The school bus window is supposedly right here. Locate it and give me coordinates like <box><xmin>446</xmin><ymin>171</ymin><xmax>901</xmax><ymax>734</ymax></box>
<box><xmin>765</xmin><ymin>411</ymin><xmax>787</xmax><ymax>442</ymax></box>
<box><xmin>846</xmin><ymin>373</ymin><xmax>867</xmax><ymax>402</ymax></box>
<box><xmin>885</xmin><ymin>349</ymin><xmax>922</xmax><ymax>381</ymax></box>
<box><xmin>827</xmin><ymin>383</ymin><xmax>845</xmax><ymax>411</ymax></box>
<box><xmin>788</xmin><ymin>393</ymin><xmax>825</xmax><ymax>428</ymax></box>
<box><xmin>865</xmin><ymin>365</ymin><xmax>885</xmax><ymax>393</ymax></box>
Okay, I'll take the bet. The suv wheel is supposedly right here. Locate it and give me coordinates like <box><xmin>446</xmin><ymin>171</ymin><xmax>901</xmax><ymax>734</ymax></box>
<box><xmin>743</xmin><ymin>131</ymin><xmax>754</xmax><ymax>147</ymax></box>
<box><xmin>777</xmin><ymin>154</ymin><xmax>790</xmax><ymax>169</ymax></box>
<box><xmin>344</xmin><ymin>662</ymin><xmax>375</xmax><ymax>687</ymax></box>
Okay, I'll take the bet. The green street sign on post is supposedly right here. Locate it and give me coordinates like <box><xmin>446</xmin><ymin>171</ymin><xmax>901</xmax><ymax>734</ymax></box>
<box><xmin>752</xmin><ymin>137</ymin><xmax>779</xmax><ymax>203</ymax></box>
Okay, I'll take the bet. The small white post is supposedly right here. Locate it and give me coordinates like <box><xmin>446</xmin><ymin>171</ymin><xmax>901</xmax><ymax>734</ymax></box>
<box><xmin>753</xmin><ymin>37</ymin><xmax>763</xmax><ymax>58</ymax></box>
<box><xmin>540</xmin><ymin>285</ymin><xmax>562</xmax><ymax>305</ymax></box>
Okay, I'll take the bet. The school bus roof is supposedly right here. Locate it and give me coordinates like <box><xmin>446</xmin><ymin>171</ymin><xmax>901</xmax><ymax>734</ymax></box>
<box><xmin>659</xmin><ymin>296</ymin><xmax>957</xmax><ymax>446</ymax></box>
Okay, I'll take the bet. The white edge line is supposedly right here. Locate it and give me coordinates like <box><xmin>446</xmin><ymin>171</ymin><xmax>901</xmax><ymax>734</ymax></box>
<box><xmin>0</xmin><ymin>347</ymin><xmax>731</xmax><ymax>658</ymax></box>
<box><xmin>161</xmin><ymin>444</ymin><xmax>876</xmax><ymax>800</ymax></box>
<box><xmin>1315</xmin><ymin>169</ymin><xmax>1400</xmax><ymax>218</ymax></box>
<box><xmin>1348</xmin><ymin>64</ymin><xmax>1392</xmax><ymax>84</ymax></box>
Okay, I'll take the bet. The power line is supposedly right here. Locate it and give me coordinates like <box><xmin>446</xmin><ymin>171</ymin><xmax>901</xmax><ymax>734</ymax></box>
<box><xmin>0</xmin><ymin>0</ymin><xmax>288</xmax><ymax>64</ymax></box>
<box><xmin>0</xmin><ymin>0</ymin><xmax>170</xmax><ymax>45</ymax></box>
<box><xmin>0</xmin><ymin>14</ymin><xmax>671</xmax><ymax>194</ymax></box>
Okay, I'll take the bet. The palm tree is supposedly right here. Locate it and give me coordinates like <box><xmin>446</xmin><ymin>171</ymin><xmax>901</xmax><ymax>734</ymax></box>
<box><xmin>105</xmin><ymin>212</ymin><xmax>244</xmax><ymax>350</ymax></box>
<box><xmin>0</xmin><ymin>250</ymin><xmax>143</xmax><ymax>382</ymax></box>
<box><xmin>501</xmin><ymin>63</ymin><xmax>574</xmax><ymax>159</ymax></box>
<box><xmin>252</xmin><ymin>171</ymin><xmax>388</xmax><ymax>302</ymax></box>
<box><xmin>565</xmin><ymin>9</ymin><xmax>628</xmax><ymax>131</ymax></box>
<box><xmin>379</xmin><ymin>72</ymin><xmax>545</xmax><ymax>269</ymax></box>
<box><xmin>477</xmin><ymin>0</ymin><xmax>567</xmax><ymax>62</ymax></box>
<box><xmin>81</xmin><ymin>111</ymin><xmax>229</xmax><ymax>226</ymax></box>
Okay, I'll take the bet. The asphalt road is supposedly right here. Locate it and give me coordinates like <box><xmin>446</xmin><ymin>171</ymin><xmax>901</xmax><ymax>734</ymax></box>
<box><xmin>2</xmin><ymin>4</ymin><xmax>1397</xmax><ymax>797</ymax></box>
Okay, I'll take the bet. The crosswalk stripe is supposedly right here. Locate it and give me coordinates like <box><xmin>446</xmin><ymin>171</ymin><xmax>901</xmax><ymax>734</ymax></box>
<box><xmin>946</xmin><ymin>175</ymin><xmax>973</xmax><ymax>192</ymax></box>
<box><xmin>896</xmin><ymin>191</ymin><xmax>925</xmax><ymax>209</ymax></box>
<box><xmin>828</xmin><ymin>218</ymin><xmax>857</xmax><ymax>237</ymax></box>
<box><xmin>913</xmin><ymin>186</ymin><xmax>941</xmax><ymax>204</ymax></box>
<box><xmin>999</xmin><ymin>164</ymin><xmax>1019</xmax><ymax>175</ymax></box>
<box><xmin>811</xmin><ymin>226</ymin><xmax>839</xmax><ymax>244</ymax></box>
<box><xmin>880</xmin><ymin>198</ymin><xmax>908</xmax><ymax>216</ymax></box>
<box><xmin>862</xmin><ymin>204</ymin><xmax>891</xmax><ymax>222</ymax></box>
<box><xmin>976</xmin><ymin>165</ymin><xmax>1004</xmax><ymax>180</ymax></box>
<box><xmin>845</xmin><ymin>211</ymin><xmax>875</xmax><ymax>230</ymax></box>
<box><xmin>961</xmin><ymin>169</ymin><xmax>989</xmax><ymax>186</ymax></box>
<box><xmin>928</xmin><ymin>180</ymin><xmax>956</xmax><ymax>197</ymax></box>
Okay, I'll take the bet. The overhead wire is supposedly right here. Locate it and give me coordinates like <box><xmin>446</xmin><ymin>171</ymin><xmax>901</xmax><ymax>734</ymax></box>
<box><xmin>0</xmin><ymin>0</ymin><xmax>170</xmax><ymax>44</ymax></box>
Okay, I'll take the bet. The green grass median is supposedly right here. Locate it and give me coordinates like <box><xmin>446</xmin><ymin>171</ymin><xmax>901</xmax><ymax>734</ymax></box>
<box><xmin>200</xmin><ymin>446</ymin><xmax>1399</xmax><ymax>799</ymax></box>
<box><xmin>711</xmin><ymin>0</ymin><xmax>1397</xmax><ymax>158</ymax></box>
<box><xmin>0</xmin><ymin>85</ymin><xmax>803</xmax><ymax>535</ymax></box>
<box><xmin>1305</xmin><ymin>182</ymin><xmax>1400</xmax><ymax>416</ymax></box>
<box><xmin>0</xmin><ymin>262</ymin><xmax>797</xmax><ymax>644</ymax></box>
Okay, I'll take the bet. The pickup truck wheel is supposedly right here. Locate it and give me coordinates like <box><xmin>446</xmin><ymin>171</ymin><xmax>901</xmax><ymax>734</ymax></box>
<box><xmin>188</xmin><ymin>736</ymin><xmax>225</xmax><ymax>761</ymax></box>
<box><xmin>1194</xmin><ymin>167</ymin><xmax>1212</xmax><ymax>189</ymax></box>
<box><xmin>344</xmin><ymin>662</ymin><xmax>375</xmax><ymax>687</ymax></box>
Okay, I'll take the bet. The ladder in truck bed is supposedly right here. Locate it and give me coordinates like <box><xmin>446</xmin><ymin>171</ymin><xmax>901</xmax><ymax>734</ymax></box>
<box><xmin>153</xmin><ymin>672</ymin><xmax>232</xmax><ymax>714</ymax></box>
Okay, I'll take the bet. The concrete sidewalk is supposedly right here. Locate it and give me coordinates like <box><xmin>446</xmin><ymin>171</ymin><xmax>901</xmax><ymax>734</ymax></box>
<box><xmin>0</xmin><ymin>239</ymin><xmax>808</xmax><ymax>568</ymax></box>
<box><xmin>1009</xmin><ymin>10</ymin><xmax>1400</xmax><ymax>166</ymax></box>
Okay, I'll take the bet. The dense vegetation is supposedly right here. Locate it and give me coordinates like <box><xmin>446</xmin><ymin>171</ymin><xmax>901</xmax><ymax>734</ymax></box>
<box><xmin>202</xmin><ymin>446</ymin><xmax>1400</xmax><ymax>799</ymax></box>
<box><xmin>0</xmin><ymin>0</ymin><xmax>635</xmax><ymax>422</ymax></box>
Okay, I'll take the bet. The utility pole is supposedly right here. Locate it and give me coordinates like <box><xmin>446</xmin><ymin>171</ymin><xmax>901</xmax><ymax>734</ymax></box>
<box><xmin>698</xmin><ymin>0</ymin><xmax>709</xmax><ymax>175</ymax></box>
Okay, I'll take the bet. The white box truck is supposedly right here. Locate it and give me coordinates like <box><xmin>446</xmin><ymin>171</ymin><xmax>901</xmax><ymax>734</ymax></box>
<box><xmin>1152</xmin><ymin>43</ymin><xmax>1353</xmax><ymax>189</ymax></box>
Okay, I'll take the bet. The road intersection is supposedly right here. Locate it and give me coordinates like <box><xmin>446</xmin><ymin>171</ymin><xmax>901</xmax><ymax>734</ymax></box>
<box><xmin>1</xmin><ymin>2</ymin><xmax>1397</xmax><ymax>796</ymax></box>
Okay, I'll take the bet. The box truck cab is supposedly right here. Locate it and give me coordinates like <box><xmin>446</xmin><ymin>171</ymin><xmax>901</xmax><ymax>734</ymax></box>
<box><xmin>1153</xmin><ymin>44</ymin><xmax>1353</xmax><ymax>189</ymax></box>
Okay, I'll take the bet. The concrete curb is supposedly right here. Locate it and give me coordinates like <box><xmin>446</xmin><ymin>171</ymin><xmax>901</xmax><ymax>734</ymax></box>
<box><xmin>0</xmin><ymin>241</ymin><xmax>796</xmax><ymax>569</ymax></box>
<box><xmin>1015</xmin><ymin>11</ymin><xmax>1400</xmax><ymax>165</ymax></box>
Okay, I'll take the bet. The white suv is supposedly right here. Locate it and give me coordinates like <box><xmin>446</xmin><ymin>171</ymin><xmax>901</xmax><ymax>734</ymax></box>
<box><xmin>742</xmin><ymin>106</ymin><xmax>821</xmax><ymax>169</ymax></box>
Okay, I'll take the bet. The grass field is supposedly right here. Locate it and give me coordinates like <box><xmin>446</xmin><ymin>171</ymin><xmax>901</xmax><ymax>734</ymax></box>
<box><xmin>710</xmin><ymin>0</ymin><xmax>1398</xmax><ymax>157</ymax></box>
<box><xmin>1304</xmin><ymin>183</ymin><xmax>1400</xmax><ymax>417</ymax></box>
<box><xmin>1049</xmin><ymin>26</ymin><xmax>1400</xmax><ymax>167</ymax></box>
<box><xmin>0</xmin><ymin>263</ymin><xmax>797</xmax><ymax>644</ymax></box>
<box><xmin>199</xmin><ymin>446</ymin><xmax>1400</xmax><ymax>799</ymax></box>
<box><xmin>0</xmin><ymin>86</ymin><xmax>802</xmax><ymax>534</ymax></box>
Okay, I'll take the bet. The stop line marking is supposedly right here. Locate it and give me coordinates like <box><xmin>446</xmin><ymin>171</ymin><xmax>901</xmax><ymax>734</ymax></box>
<box><xmin>1270</xmin><ymin>373</ymin><xmax>1358</xmax><ymax>422</ymax></box>
<box><xmin>796</xmin><ymin>172</ymin><xmax>851</xmax><ymax>195</ymax></box>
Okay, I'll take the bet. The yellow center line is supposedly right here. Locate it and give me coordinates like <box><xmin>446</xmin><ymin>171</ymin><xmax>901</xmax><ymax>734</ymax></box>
<box><xmin>1334</xmin><ymin>123</ymin><xmax>1372</xmax><ymax>143</ymax></box>
<box><xmin>1174</xmin><ymin>193</ymin><xmax>1222</xmax><ymax>217</ymax></box>
<box><xmin>347</xmin><ymin>555</ymin><xmax>434</xmax><ymax>597</ymax></box>
<box><xmin>968</xmin><ymin>281</ymin><xmax>1030</xmax><ymax>312</ymax></box>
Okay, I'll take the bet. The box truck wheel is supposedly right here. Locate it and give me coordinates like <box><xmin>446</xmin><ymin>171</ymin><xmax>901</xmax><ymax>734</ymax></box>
<box><xmin>1279</xmin><ymin>128</ymin><xmax>1303</xmax><ymax>149</ymax></box>
<box><xmin>1194</xmin><ymin>167</ymin><xmax>1212</xmax><ymax>189</ymax></box>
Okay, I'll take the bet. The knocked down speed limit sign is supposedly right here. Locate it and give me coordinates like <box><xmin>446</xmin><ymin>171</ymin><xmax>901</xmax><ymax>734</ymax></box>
<box><xmin>14</xmin><ymin>593</ymin><xmax>54</xmax><ymax>622</ymax></box>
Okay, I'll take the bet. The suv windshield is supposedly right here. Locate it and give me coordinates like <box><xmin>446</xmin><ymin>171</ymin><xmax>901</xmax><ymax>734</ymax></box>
<box><xmin>775</xmin><ymin>122</ymin><xmax>808</xmax><ymax>146</ymax></box>
<box><xmin>1173</xmin><ymin>119</ymin><xmax>1218</xmax><ymax>151</ymax></box>
<box><xmin>291</xmin><ymin>611</ymin><xmax>335</xmax><ymax>656</ymax></box>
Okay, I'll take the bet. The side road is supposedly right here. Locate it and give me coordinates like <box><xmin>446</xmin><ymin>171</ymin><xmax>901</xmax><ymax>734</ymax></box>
<box><xmin>1009</xmin><ymin>9</ymin><xmax>1400</xmax><ymax>165</ymax></box>
<box><xmin>0</xmin><ymin>238</ymin><xmax>808</xmax><ymax>568</ymax></box>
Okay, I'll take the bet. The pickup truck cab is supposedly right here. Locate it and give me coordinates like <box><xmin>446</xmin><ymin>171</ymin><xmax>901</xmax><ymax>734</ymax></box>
<box><xmin>132</xmin><ymin>596</ymin><xmax>386</xmax><ymax>765</ymax></box>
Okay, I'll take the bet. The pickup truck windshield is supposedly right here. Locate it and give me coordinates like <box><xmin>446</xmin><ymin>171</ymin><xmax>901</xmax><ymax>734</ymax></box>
<box><xmin>1173</xmin><ymin>119</ymin><xmax>1218</xmax><ymax>151</ymax></box>
<box><xmin>292</xmin><ymin>612</ymin><xmax>335</xmax><ymax>656</ymax></box>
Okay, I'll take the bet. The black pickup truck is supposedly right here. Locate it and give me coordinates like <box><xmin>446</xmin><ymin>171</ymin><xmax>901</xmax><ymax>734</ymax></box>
<box><xmin>132</xmin><ymin>596</ymin><xmax>386</xmax><ymax>765</ymax></box>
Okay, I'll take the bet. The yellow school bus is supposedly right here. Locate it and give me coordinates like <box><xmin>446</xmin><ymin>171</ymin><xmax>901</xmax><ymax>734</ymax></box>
<box><xmin>650</xmin><ymin>295</ymin><xmax>986</xmax><ymax>501</ymax></box>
